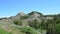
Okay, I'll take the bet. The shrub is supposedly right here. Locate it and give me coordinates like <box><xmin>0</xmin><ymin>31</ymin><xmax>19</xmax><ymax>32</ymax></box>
<box><xmin>20</xmin><ymin>16</ymin><xmax>29</xmax><ymax>19</ymax></box>
<box><xmin>55</xmin><ymin>23</ymin><xmax>60</xmax><ymax>34</ymax></box>
<box><xmin>13</xmin><ymin>20</ymin><xmax>23</xmax><ymax>26</ymax></box>
<box><xmin>20</xmin><ymin>27</ymin><xmax>37</xmax><ymax>34</ymax></box>
<box><xmin>28</xmin><ymin>19</ymin><xmax>41</xmax><ymax>29</ymax></box>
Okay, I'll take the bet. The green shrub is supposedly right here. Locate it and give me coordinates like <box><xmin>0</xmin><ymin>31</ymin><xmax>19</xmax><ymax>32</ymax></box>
<box><xmin>28</xmin><ymin>19</ymin><xmax>41</xmax><ymax>29</ymax></box>
<box><xmin>20</xmin><ymin>16</ymin><xmax>29</xmax><ymax>19</ymax></box>
<box><xmin>20</xmin><ymin>27</ymin><xmax>37</xmax><ymax>34</ymax></box>
<box><xmin>13</xmin><ymin>20</ymin><xmax>23</xmax><ymax>26</ymax></box>
<box><xmin>55</xmin><ymin>23</ymin><xmax>60</xmax><ymax>34</ymax></box>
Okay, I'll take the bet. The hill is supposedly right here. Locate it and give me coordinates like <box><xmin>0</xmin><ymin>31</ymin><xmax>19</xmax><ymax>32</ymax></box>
<box><xmin>0</xmin><ymin>11</ymin><xmax>60</xmax><ymax>34</ymax></box>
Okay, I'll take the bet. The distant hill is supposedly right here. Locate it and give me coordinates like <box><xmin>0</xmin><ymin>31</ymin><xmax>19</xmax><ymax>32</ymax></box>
<box><xmin>0</xmin><ymin>11</ymin><xmax>56</xmax><ymax>22</ymax></box>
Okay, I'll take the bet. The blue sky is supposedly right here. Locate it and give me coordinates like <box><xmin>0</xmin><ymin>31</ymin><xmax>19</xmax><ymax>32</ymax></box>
<box><xmin>0</xmin><ymin>0</ymin><xmax>60</xmax><ymax>17</ymax></box>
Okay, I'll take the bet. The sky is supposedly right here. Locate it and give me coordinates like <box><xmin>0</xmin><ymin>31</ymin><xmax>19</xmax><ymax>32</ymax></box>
<box><xmin>0</xmin><ymin>0</ymin><xmax>60</xmax><ymax>17</ymax></box>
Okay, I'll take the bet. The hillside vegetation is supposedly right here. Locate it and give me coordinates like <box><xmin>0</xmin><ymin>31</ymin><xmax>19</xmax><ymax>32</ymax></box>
<box><xmin>0</xmin><ymin>11</ymin><xmax>60</xmax><ymax>34</ymax></box>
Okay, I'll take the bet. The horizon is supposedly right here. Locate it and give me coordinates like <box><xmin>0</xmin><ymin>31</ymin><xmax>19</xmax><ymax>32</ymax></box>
<box><xmin>0</xmin><ymin>0</ymin><xmax>60</xmax><ymax>17</ymax></box>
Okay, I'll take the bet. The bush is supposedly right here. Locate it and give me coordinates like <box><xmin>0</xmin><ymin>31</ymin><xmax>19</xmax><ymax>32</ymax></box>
<box><xmin>28</xmin><ymin>19</ymin><xmax>41</xmax><ymax>29</ymax></box>
<box><xmin>55</xmin><ymin>23</ymin><xmax>60</xmax><ymax>34</ymax></box>
<box><xmin>20</xmin><ymin>16</ymin><xmax>29</xmax><ymax>19</ymax></box>
<box><xmin>13</xmin><ymin>20</ymin><xmax>23</xmax><ymax>26</ymax></box>
<box><xmin>20</xmin><ymin>27</ymin><xmax>37</xmax><ymax>34</ymax></box>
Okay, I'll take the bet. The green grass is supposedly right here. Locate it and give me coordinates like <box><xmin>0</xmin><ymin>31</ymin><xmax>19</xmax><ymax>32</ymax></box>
<box><xmin>0</xmin><ymin>28</ymin><xmax>12</xmax><ymax>34</ymax></box>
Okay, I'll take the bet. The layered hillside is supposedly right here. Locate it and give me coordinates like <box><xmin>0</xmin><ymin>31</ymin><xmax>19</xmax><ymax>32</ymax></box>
<box><xmin>0</xmin><ymin>11</ymin><xmax>60</xmax><ymax>34</ymax></box>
